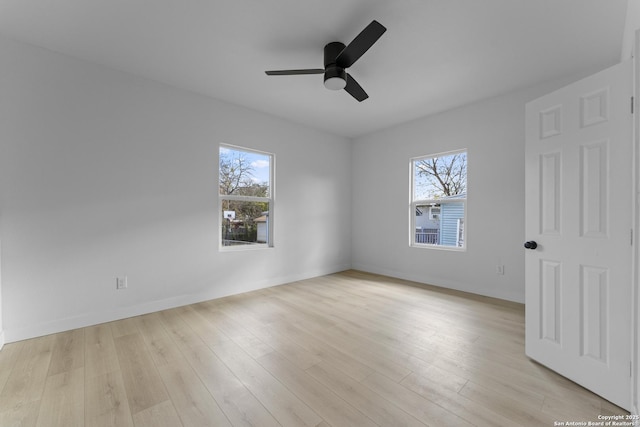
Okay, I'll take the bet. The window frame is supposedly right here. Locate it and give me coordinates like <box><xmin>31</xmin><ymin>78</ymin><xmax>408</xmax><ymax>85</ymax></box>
<box><xmin>219</xmin><ymin>143</ymin><xmax>275</xmax><ymax>251</ymax></box>
<box><xmin>409</xmin><ymin>149</ymin><xmax>467</xmax><ymax>251</ymax></box>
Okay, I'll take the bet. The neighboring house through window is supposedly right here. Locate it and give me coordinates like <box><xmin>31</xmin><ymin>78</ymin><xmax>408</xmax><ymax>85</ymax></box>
<box><xmin>219</xmin><ymin>144</ymin><xmax>274</xmax><ymax>249</ymax></box>
<box><xmin>410</xmin><ymin>150</ymin><xmax>467</xmax><ymax>249</ymax></box>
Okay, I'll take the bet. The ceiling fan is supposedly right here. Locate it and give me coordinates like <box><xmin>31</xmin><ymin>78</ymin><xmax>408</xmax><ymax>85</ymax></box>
<box><xmin>265</xmin><ymin>20</ymin><xmax>386</xmax><ymax>102</ymax></box>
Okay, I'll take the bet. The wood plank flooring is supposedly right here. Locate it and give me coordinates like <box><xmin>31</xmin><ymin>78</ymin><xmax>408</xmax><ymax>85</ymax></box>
<box><xmin>0</xmin><ymin>270</ymin><xmax>629</xmax><ymax>426</ymax></box>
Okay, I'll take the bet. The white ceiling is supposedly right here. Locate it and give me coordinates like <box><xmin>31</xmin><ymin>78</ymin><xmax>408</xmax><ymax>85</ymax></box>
<box><xmin>0</xmin><ymin>0</ymin><xmax>629</xmax><ymax>138</ymax></box>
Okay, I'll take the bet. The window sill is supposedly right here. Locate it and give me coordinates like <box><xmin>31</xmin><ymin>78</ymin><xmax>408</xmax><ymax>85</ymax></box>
<box><xmin>220</xmin><ymin>244</ymin><xmax>273</xmax><ymax>252</ymax></box>
<box><xmin>410</xmin><ymin>244</ymin><xmax>466</xmax><ymax>252</ymax></box>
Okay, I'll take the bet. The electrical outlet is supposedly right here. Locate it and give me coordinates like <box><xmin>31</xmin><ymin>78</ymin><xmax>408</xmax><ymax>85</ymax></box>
<box><xmin>496</xmin><ymin>265</ymin><xmax>505</xmax><ymax>275</ymax></box>
<box><xmin>116</xmin><ymin>276</ymin><xmax>128</xmax><ymax>290</ymax></box>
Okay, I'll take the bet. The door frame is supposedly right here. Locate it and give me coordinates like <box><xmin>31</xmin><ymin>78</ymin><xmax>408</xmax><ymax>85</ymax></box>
<box><xmin>633</xmin><ymin>28</ymin><xmax>640</xmax><ymax>417</ymax></box>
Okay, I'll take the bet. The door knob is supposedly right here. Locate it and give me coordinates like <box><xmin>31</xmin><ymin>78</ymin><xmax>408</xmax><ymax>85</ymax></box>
<box><xmin>524</xmin><ymin>241</ymin><xmax>538</xmax><ymax>250</ymax></box>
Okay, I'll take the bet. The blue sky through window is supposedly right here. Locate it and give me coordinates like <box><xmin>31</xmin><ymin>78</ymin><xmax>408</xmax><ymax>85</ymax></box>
<box><xmin>413</xmin><ymin>152</ymin><xmax>467</xmax><ymax>201</ymax></box>
<box><xmin>220</xmin><ymin>146</ymin><xmax>270</xmax><ymax>186</ymax></box>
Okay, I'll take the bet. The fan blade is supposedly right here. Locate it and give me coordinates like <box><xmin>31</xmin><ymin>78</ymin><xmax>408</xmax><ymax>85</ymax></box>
<box><xmin>265</xmin><ymin>69</ymin><xmax>324</xmax><ymax>75</ymax></box>
<box><xmin>336</xmin><ymin>20</ymin><xmax>386</xmax><ymax>68</ymax></box>
<box><xmin>344</xmin><ymin>74</ymin><xmax>369</xmax><ymax>102</ymax></box>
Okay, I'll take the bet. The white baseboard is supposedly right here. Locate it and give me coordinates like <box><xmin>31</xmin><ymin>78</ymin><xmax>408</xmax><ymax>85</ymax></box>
<box><xmin>0</xmin><ymin>330</ymin><xmax>5</xmax><ymax>351</ymax></box>
<box><xmin>2</xmin><ymin>263</ymin><xmax>351</xmax><ymax>344</ymax></box>
<box><xmin>351</xmin><ymin>262</ymin><xmax>525</xmax><ymax>304</ymax></box>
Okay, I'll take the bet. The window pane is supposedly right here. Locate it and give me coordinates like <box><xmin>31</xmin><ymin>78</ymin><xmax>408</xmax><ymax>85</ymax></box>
<box><xmin>414</xmin><ymin>202</ymin><xmax>465</xmax><ymax>247</ymax></box>
<box><xmin>413</xmin><ymin>152</ymin><xmax>466</xmax><ymax>200</ymax></box>
<box><xmin>415</xmin><ymin>204</ymin><xmax>440</xmax><ymax>244</ymax></box>
<box><xmin>221</xmin><ymin>200</ymin><xmax>269</xmax><ymax>246</ymax></box>
<box><xmin>219</xmin><ymin>146</ymin><xmax>271</xmax><ymax>197</ymax></box>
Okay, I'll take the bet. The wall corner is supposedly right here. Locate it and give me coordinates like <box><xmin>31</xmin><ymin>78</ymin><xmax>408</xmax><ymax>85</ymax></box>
<box><xmin>622</xmin><ymin>0</ymin><xmax>640</xmax><ymax>60</ymax></box>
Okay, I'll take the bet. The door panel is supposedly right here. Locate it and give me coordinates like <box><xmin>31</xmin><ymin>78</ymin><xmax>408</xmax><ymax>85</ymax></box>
<box><xmin>540</xmin><ymin>259</ymin><xmax>562</xmax><ymax>344</ymax></box>
<box><xmin>525</xmin><ymin>60</ymin><xmax>632</xmax><ymax>410</ymax></box>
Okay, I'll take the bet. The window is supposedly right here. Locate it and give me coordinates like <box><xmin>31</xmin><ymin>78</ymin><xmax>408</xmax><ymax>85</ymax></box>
<box><xmin>410</xmin><ymin>150</ymin><xmax>467</xmax><ymax>249</ymax></box>
<box><xmin>219</xmin><ymin>144</ymin><xmax>273</xmax><ymax>249</ymax></box>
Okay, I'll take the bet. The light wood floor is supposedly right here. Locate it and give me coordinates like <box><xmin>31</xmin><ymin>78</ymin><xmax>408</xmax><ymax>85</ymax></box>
<box><xmin>0</xmin><ymin>270</ymin><xmax>628</xmax><ymax>426</ymax></box>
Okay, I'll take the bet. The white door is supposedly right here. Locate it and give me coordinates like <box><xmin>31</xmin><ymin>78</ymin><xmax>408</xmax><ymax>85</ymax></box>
<box><xmin>525</xmin><ymin>60</ymin><xmax>633</xmax><ymax>410</ymax></box>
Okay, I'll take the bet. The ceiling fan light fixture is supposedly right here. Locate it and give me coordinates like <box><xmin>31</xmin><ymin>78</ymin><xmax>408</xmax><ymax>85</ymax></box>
<box><xmin>324</xmin><ymin>67</ymin><xmax>346</xmax><ymax>90</ymax></box>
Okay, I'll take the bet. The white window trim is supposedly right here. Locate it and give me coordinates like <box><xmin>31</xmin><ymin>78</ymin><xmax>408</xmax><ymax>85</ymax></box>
<box><xmin>409</xmin><ymin>149</ymin><xmax>467</xmax><ymax>251</ymax></box>
<box><xmin>219</xmin><ymin>144</ymin><xmax>275</xmax><ymax>251</ymax></box>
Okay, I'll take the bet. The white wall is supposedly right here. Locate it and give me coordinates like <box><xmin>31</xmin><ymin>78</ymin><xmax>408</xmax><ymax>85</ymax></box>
<box><xmin>0</xmin><ymin>36</ymin><xmax>352</xmax><ymax>342</ymax></box>
<box><xmin>351</xmin><ymin>79</ymin><xmax>585</xmax><ymax>303</ymax></box>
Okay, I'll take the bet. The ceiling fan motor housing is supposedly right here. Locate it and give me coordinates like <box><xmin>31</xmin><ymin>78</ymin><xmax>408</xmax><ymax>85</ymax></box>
<box><xmin>324</xmin><ymin>42</ymin><xmax>347</xmax><ymax>90</ymax></box>
<box><xmin>324</xmin><ymin>42</ymin><xmax>346</xmax><ymax>68</ymax></box>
